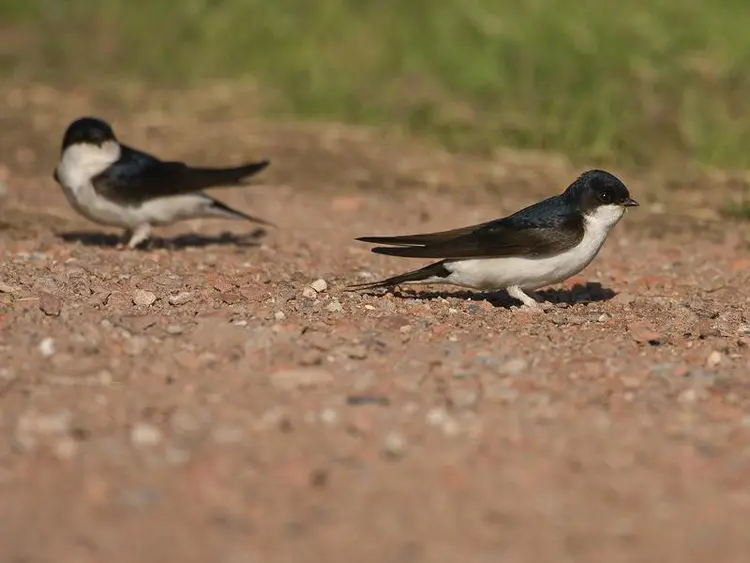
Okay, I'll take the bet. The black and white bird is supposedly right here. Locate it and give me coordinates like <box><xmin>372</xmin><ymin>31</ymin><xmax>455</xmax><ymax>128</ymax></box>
<box><xmin>352</xmin><ymin>169</ymin><xmax>638</xmax><ymax>310</ymax></box>
<box><xmin>53</xmin><ymin>117</ymin><xmax>273</xmax><ymax>249</ymax></box>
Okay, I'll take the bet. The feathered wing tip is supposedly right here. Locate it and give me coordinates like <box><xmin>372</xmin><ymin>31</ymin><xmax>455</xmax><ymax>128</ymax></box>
<box><xmin>353</xmin><ymin>223</ymin><xmax>483</xmax><ymax>259</ymax></box>
<box><xmin>234</xmin><ymin>159</ymin><xmax>271</xmax><ymax>180</ymax></box>
<box><xmin>187</xmin><ymin>159</ymin><xmax>272</xmax><ymax>190</ymax></box>
<box><xmin>208</xmin><ymin>198</ymin><xmax>276</xmax><ymax>228</ymax></box>
<box><xmin>346</xmin><ymin>260</ymin><xmax>451</xmax><ymax>291</ymax></box>
<box><xmin>355</xmin><ymin>225</ymin><xmax>476</xmax><ymax>248</ymax></box>
<box><xmin>205</xmin><ymin>159</ymin><xmax>274</xmax><ymax>226</ymax></box>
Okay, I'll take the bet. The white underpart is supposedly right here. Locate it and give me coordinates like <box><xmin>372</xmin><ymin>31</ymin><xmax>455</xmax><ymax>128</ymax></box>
<box><xmin>408</xmin><ymin>204</ymin><xmax>626</xmax><ymax>305</ymax></box>
<box><xmin>55</xmin><ymin>142</ymin><xmax>234</xmax><ymax>247</ymax></box>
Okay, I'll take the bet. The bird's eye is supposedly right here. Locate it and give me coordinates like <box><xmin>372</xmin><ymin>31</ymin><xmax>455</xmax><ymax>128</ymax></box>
<box><xmin>598</xmin><ymin>190</ymin><xmax>611</xmax><ymax>203</ymax></box>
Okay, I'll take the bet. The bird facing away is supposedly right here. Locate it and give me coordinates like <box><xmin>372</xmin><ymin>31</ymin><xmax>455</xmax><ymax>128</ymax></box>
<box><xmin>352</xmin><ymin>169</ymin><xmax>638</xmax><ymax>311</ymax></box>
<box><xmin>53</xmin><ymin>116</ymin><xmax>273</xmax><ymax>249</ymax></box>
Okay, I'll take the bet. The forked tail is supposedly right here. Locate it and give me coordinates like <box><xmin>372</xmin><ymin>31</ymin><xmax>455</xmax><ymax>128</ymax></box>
<box><xmin>348</xmin><ymin>260</ymin><xmax>451</xmax><ymax>290</ymax></box>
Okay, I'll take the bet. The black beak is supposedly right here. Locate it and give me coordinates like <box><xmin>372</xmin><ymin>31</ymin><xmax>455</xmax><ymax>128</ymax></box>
<box><xmin>623</xmin><ymin>198</ymin><xmax>639</xmax><ymax>207</ymax></box>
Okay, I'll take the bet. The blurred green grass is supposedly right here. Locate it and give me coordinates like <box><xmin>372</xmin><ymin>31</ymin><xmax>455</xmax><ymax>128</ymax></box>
<box><xmin>3</xmin><ymin>0</ymin><xmax>750</xmax><ymax>169</ymax></box>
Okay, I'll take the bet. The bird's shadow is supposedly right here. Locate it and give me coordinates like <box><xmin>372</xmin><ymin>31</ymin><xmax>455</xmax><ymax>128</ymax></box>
<box><xmin>357</xmin><ymin>282</ymin><xmax>615</xmax><ymax>309</ymax></box>
<box><xmin>58</xmin><ymin>227</ymin><xmax>268</xmax><ymax>250</ymax></box>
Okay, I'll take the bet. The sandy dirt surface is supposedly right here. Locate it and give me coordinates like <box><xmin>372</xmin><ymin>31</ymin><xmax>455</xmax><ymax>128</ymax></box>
<box><xmin>1</xmin><ymin>86</ymin><xmax>750</xmax><ymax>563</ymax></box>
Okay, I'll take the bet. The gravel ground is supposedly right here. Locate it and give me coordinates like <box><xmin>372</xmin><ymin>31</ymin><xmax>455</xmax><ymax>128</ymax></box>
<box><xmin>1</xmin><ymin>86</ymin><xmax>750</xmax><ymax>563</ymax></box>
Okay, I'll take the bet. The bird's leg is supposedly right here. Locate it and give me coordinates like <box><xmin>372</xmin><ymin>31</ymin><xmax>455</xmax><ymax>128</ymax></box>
<box><xmin>126</xmin><ymin>224</ymin><xmax>152</xmax><ymax>250</ymax></box>
<box><xmin>115</xmin><ymin>229</ymin><xmax>133</xmax><ymax>250</ymax></box>
<box><xmin>507</xmin><ymin>286</ymin><xmax>549</xmax><ymax>312</ymax></box>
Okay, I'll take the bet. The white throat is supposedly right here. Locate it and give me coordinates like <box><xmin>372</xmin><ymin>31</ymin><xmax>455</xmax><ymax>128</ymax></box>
<box><xmin>583</xmin><ymin>203</ymin><xmax>626</xmax><ymax>233</ymax></box>
<box><xmin>56</xmin><ymin>140</ymin><xmax>121</xmax><ymax>189</ymax></box>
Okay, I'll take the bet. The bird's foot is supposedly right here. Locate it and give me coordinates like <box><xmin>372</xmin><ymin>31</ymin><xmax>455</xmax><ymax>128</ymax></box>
<box><xmin>125</xmin><ymin>225</ymin><xmax>152</xmax><ymax>250</ymax></box>
<box><xmin>116</xmin><ymin>230</ymin><xmax>132</xmax><ymax>250</ymax></box>
<box><xmin>507</xmin><ymin>286</ymin><xmax>549</xmax><ymax>313</ymax></box>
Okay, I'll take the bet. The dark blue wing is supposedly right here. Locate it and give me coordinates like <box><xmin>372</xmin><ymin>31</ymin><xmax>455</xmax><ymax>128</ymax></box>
<box><xmin>357</xmin><ymin>196</ymin><xmax>585</xmax><ymax>259</ymax></box>
<box><xmin>91</xmin><ymin>145</ymin><xmax>270</xmax><ymax>205</ymax></box>
<box><xmin>90</xmin><ymin>145</ymin><xmax>189</xmax><ymax>204</ymax></box>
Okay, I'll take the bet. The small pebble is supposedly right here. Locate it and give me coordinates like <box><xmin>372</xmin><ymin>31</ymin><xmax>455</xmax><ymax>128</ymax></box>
<box><xmin>274</xmin><ymin>311</ymin><xmax>286</xmax><ymax>321</ymax></box>
<box><xmin>498</xmin><ymin>358</ymin><xmax>528</xmax><ymax>377</ymax></box>
<box><xmin>301</xmin><ymin>286</ymin><xmax>317</xmax><ymax>299</ymax></box>
<box><xmin>706</xmin><ymin>350</ymin><xmax>722</xmax><ymax>368</ymax></box>
<box><xmin>126</xmin><ymin>315</ymin><xmax>157</xmax><ymax>332</ymax></box>
<box><xmin>425</xmin><ymin>407</ymin><xmax>449</xmax><ymax>427</ymax></box>
<box><xmin>54</xmin><ymin>437</ymin><xmax>78</xmax><ymax>460</ymax></box>
<box><xmin>628</xmin><ymin>322</ymin><xmax>662</xmax><ymax>345</ymax></box>
<box><xmin>299</xmin><ymin>349</ymin><xmax>323</xmax><ymax>366</ymax></box>
<box><xmin>123</xmin><ymin>336</ymin><xmax>148</xmax><ymax>356</ymax></box>
<box><xmin>678</xmin><ymin>388</ymin><xmax>699</xmax><ymax>404</ymax></box>
<box><xmin>271</xmin><ymin>367</ymin><xmax>334</xmax><ymax>391</ymax></box>
<box><xmin>38</xmin><ymin>292</ymin><xmax>61</xmax><ymax>316</ymax></box>
<box><xmin>381</xmin><ymin>431</ymin><xmax>408</xmax><ymax>459</ymax></box>
<box><xmin>610</xmin><ymin>292</ymin><xmax>635</xmax><ymax>305</ymax></box>
<box><xmin>326</xmin><ymin>300</ymin><xmax>343</xmax><ymax>313</ymax></box>
<box><xmin>0</xmin><ymin>282</ymin><xmax>21</xmax><ymax>296</ymax></box>
<box><xmin>345</xmin><ymin>344</ymin><xmax>368</xmax><ymax>360</ymax></box>
<box><xmin>310</xmin><ymin>279</ymin><xmax>328</xmax><ymax>293</ymax></box>
<box><xmin>38</xmin><ymin>337</ymin><xmax>56</xmax><ymax>358</ymax></box>
<box><xmin>17</xmin><ymin>409</ymin><xmax>72</xmax><ymax>435</ymax></box>
<box><xmin>170</xmin><ymin>409</ymin><xmax>206</xmax><ymax>436</ymax></box>
<box><xmin>98</xmin><ymin>370</ymin><xmax>113</xmax><ymax>385</ymax></box>
<box><xmin>621</xmin><ymin>376</ymin><xmax>641</xmax><ymax>389</ymax></box>
<box><xmin>319</xmin><ymin>408</ymin><xmax>339</xmax><ymax>425</ymax></box>
<box><xmin>166</xmin><ymin>324</ymin><xmax>184</xmax><ymax>335</ymax></box>
<box><xmin>402</xmin><ymin>402</ymin><xmax>419</xmax><ymax>415</ymax></box>
<box><xmin>132</xmin><ymin>289</ymin><xmax>157</xmax><ymax>307</ymax></box>
<box><xmin>441</xmin><ymin>418</ymin><xmax>461</xmax><ymax>437</ymax></box>
<box><xmin>212</xmin><ymin>426</ymin><xmax>245</xmax><ymax>444</ymax></box>
<box><xmin>168</xmin><ymin>291</ymin><xmax>194</xmax><ymax>306</ymax></box>
<box><xmin>451</xmin><ymin>387</ymin><xmax>480</xmax><ymax>410</ymax></box>
<box><xmin>256</xmin><ymin>407</ymin><xmax>287</xmax><ymax>431</ymax></box>
<box><xmin>87</xmin><ymin>291</ymin><xmax>110</xmax><ymax>307</ymax></box>
<box><xmin>130</xmin><ymin>422</ymin><xmax>163</xmax><ymax>447</ymax></box>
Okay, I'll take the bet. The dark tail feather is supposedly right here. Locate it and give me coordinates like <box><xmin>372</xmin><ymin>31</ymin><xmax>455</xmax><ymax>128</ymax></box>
<box><xmin>355</xmin><ymin>236</ymin><xmax>440</xmax><ymax>258</ymax></box>
<box><xmin>355</xmin><ymin>235</ymin><xmax>422</xmax><ymax>247</ymax></box>
<box><xmin>368</xmin><ymin>245</ymin><xmax>442</xmax><ymax>258</ymax></box>
<box><xmin>209</xmin><ymin>198</ymin><xmax>276</xmax><ymax>228</ymax></box>
<box><xmin>355</xmin><ymin>226</ymin><xmax>475</xmax><ymax>247</ymax></box>
<box><xmin>347</xmin><ymin>260</ymin><xmax>450</xmax><ymax>291</ymax></box>
<box><xmin>187</xmin><ymin>159</ymin><xmax>270</xmax><ymax>190</ymax></box>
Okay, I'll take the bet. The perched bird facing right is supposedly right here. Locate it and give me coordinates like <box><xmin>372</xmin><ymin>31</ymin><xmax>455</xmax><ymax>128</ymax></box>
<box><xmin>352</xmin><ymin>169</ymin><xmax>638</xmax><ymax>311</ymax></box>
<box><xmin>53</xmin><ymin>117</ymin><xmax>273</xmax><ymax>249</ymax></box>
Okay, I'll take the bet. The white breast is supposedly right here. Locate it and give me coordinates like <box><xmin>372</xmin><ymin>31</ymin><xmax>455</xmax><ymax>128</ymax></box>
<box><xmin>443</xmin><ymin>204</ymin><xmax>625</xmax><ymax>291</ymax></box>
<box><xmin>55</xmin><ymin>141</ymin><xmax>133</xmax><ymax>227</ymax></box>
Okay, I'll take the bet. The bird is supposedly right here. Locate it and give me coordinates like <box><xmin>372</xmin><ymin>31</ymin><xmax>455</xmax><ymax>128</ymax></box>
<box><xmin>53</xmin><ymin>116</ymin><xmax>273</xmax><ymax>249</ymax></box>
<box><xmin>351</xmin><ymin>169</ymin><xmax>638</xmax><ymax>311</ymax></box>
